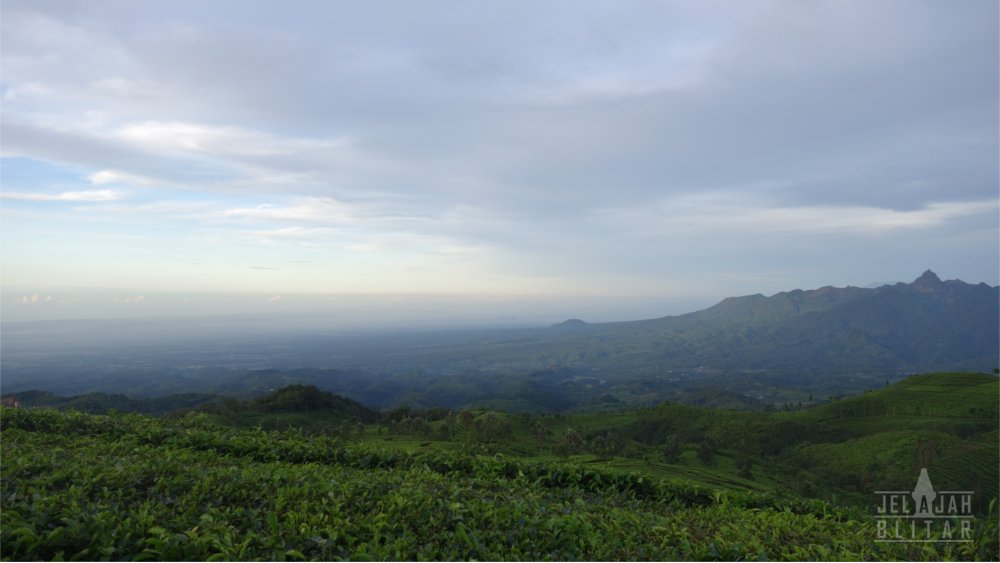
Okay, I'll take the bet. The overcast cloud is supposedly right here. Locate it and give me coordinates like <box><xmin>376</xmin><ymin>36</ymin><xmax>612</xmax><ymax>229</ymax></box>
<box><xmin>2</xmin><ymin>0</ymin><xmax>997</xmax><ymax>323</ymax></box>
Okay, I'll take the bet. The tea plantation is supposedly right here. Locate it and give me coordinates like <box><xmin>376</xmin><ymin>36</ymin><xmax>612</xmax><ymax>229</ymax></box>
<box><xmin>1</xmin><ymin>373</ymin><xmax>997</xmax><ymax>560</ymax></box>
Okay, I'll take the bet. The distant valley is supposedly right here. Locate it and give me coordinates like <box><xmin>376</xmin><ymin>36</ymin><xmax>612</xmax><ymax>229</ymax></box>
<box><xmin>2</xmin><ymin>270</ymin><xmax>996</xmax><ymax>411</ymax></box>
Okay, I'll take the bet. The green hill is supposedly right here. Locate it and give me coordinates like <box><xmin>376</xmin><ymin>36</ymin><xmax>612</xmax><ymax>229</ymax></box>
<box><xmin>785</xmin><ymin>372</ymin><xmax>999</xmax><ymax>502</ymax></box>
<box><xmin>805</xmin><ymin>372</ymin><xmax>998</xmax><ymax>420</ymax></box>
<box><xmin>197</xmin><ymin>384</ymin><xmax>381</xmax><ymax>432</ymax></box>
<box><xmin>247</xmin><ymin>384</ymin><xmax>379</xmax><ymax>419</ymax></box>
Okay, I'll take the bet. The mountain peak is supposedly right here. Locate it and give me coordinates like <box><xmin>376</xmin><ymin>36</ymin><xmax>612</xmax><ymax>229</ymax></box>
<box><xmin>911</xmin><ymin>269</ymin><xmax>942</xmax><ymax>288</ymax></box>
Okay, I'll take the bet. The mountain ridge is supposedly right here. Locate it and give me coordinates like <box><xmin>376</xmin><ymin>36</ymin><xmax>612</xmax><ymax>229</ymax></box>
<box><xmin>541</xmin><ymin>270</ymin><xmax>998</xmax><ymax>375</ymax></box>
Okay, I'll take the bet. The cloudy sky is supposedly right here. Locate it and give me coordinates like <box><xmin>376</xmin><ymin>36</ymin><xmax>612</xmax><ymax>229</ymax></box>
<box><xmin>2</xmin><ymin>0</ymin><xmax>997</xmax><ymax>323</ymax></box>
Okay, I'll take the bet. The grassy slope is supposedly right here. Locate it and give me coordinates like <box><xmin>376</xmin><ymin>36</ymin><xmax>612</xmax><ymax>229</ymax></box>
<box><xmin>362</xmin><ymin>373</ymin><xmax>998</xmax><ymax>508</ymax></box>
<box><xmin>785</xmin><ymin>372</ymin><xmax>999</xmax><ymax>501</ymax></box>
<box><xmin>3</xmin><ymin>406</ymin><xmax>997</xmax><ymax>561</ymax></box>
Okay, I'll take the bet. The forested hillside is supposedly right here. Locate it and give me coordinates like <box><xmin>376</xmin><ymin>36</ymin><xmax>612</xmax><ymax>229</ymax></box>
<box><xmin>473</xmin><ymin>270</ymin><xmax>999</xmax><ymax>376</ymax></box>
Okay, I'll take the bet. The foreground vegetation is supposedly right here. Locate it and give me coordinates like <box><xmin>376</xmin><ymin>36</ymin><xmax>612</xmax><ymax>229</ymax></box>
<box><xmin>2</xmin><ymin>373</ymin><xmax>998</xmax><ymax>560</ymax></box>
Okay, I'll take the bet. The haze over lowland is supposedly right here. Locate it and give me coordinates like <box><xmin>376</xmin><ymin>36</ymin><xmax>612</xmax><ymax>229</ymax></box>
<box><xmin>3</xmin><ymin>270</ymin><xmax>995</xmax><ymax>412</ymax></box>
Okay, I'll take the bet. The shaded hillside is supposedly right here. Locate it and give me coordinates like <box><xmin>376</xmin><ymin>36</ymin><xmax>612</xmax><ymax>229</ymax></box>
<box><xmin>301</xmin><ymin>270</ymin><xmax>996</xmax><ymax>381</ymax></box>
<box><xmin>490</xmin><ymin>270</ymin><xmax>998</xmax><ymax>376</ymax></box>
<box><xmin>750</xmin><ymin>271</ymin><xmax>999</xmax><ymax>372</ymax></box>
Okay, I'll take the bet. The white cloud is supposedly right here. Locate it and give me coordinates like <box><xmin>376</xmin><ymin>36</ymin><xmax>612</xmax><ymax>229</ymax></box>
<box><xmin>117</xmin><ymin>121</ymin><xmax>354</xmax><ymax>160</ymax></box>
<box><xmin>88</xmin><ymin>170</ymin><xmax>124</xmax><ymax>185</ymax></box>
<box><xmin>222</xmin><ymin>198</ymin><xmax>358</xmax><ymax>223</ymax></box>
<box><xmin>605</xmin><ymin>198</ymin><xmax>999</xmax><ymax>237</ymax></box>
<box><xmin>86</xmin><ymin>169</ymin><xmax>154</xmax><ymax>186</ymax></box>
<box><xmin>757</xmin><ymin>201</ymin><xmax>999</xmax><ymax>234</ymax></box>
<box><xmin>2</xmin><ymin>189</ymin><xmax>122</xmax><ymax>202</ymax></box>
<box><xmin>83</xmin><ymin>200</ymin><xmax>213</xmax><ymax>219</ymax></box>
<box><xmin>250</xmin><ymin>226</ymin><xmax>338</xmax><ymax>241</ymax></box>
<box><xmin>3</xmin><ymin>116</ymin><xmax>365</xmax><ymax>199</ymax></box>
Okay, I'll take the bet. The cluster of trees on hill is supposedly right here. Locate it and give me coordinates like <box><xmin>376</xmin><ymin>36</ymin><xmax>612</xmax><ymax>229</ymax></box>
<box><xmin>201</xmin><ymin>384</ymin><xmax>380</xmax><ymax>422</ymax></box>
